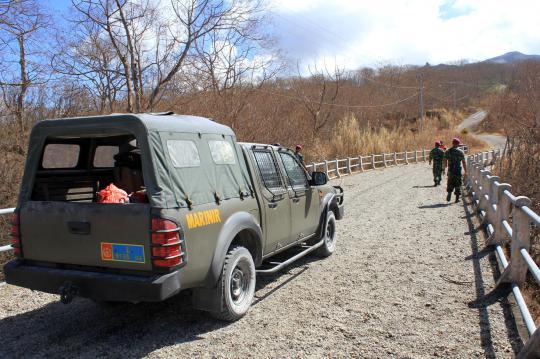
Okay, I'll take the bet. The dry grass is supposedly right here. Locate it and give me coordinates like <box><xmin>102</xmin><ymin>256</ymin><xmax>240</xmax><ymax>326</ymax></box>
<box><xmin>320</xmin><ymin>109</ymin><xmax>485</xmax><ymax>160</ymax></box>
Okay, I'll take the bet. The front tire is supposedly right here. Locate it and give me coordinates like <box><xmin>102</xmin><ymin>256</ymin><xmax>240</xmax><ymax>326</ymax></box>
<box><xmin>211</xmin><ymin>246</ymin><xmax>256</xmax><ymax>321</ymax></box>
<box><xmin>316</xmin><ymin>211</ymin><xmax>337</xmax><ymax>257</ymax></box>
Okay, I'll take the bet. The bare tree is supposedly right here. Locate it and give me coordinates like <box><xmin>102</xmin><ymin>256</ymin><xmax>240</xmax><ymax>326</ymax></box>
<box><xmin>292</xmin><ymin>63</ymin><xmax>344</xmax><ymax>139</ymax></box>
<box><xmin>71</xmin><ymin>0</ymin><xmax>156</xmax><ymax>112</ymax></box>
<box><xmin>0</xmin><ymin>0</ymin><xmax>50</xmax><ymax>131</ymax></box>
<box><xmin>52</xmin><ymin>20</ymin><xmax>125</xmax><ymax>113</ymax></box>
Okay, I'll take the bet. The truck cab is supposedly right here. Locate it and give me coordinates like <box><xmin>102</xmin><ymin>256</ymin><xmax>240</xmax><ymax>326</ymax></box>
<box><xmin>5</xmin><ymin>113</ymin><xmax>344</xmax><ymax>321</ymax></box>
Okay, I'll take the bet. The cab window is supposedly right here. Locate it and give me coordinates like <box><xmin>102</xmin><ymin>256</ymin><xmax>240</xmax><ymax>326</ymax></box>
<box><xmin>279</xmin><ymin>152</ymin><xmax>308</xmax><ymax>189</ymax></box>
<box><xmin>42</xmin><ymin>143</ymin><xmax>80</xmax><ymax>169</ymax></box>
<box><xmin>253</xmin><ymin>150</ymin><xmax>285</xmax><ymax>195</ymax></box>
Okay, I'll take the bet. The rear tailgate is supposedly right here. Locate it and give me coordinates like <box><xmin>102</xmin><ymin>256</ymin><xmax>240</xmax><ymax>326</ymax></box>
<box><xmin>20</xmin><ymin>201</ymin><xmax>152</xmax><ymax>271</ymax></box>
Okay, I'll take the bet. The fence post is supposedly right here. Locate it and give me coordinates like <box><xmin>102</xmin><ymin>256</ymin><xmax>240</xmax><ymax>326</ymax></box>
<box><xmin>423</xmin><ymin>149</ymin><xmax>428</xmax><ymax>162</ymax></box>
<box><xmin>405</xmin><ymin>151</ymin><xmax>409</xmax><ymax>164</ymax></box>
<box><xmin>487</xmin><ymin>182</ymin><xmax>512</xmax><ymax>246</ymax></box>
<box><xmin>383</xmin><ymin>153</ymin><xmax>388</xmax><ymax>168</ymax></box>
<box><xmin>335</xmin><ymin>159</ymin><xmax>340</xmax><ymax>178</ymax></box>
<box><xmin>478</xmin><ymin>169</ymin><xmax>491</xmax><ymax>220</ymax></box>
<box><xmin>393</xmin><ymin>152</ymin><xmax>397</xmax><ymax>166</ymax></box>
<box><xmin>499</xmin><ymin>196</ymin><xmax>533</xmax><ymax>285</ymax></box>
<box><xmin>414</xmin><ymin>150</ymin><xmax>418</xmax><ymax>163</ymax></box>
<box><xmin>311</xmin><ymin>162</ymin><xmax>316</xmax><ymax>173</ymax></box>
<box><xmin>324</xmin><ymin>160</ymin><xmax>328</xmax><ymax>177</ymax></box>
<box><xmin>346</xmin><ymin>157</ymin><xmax>351</xmax><ymax>174</ymax></box>
<box><xmin>371</xmin><ymin>154</ymin><xmax>375</xmax><ymax>169</ymax></box>
<box><xmin>359</xmin><ymin>156</ymin><xmax>364</xmax><ymax>172</ymax></box>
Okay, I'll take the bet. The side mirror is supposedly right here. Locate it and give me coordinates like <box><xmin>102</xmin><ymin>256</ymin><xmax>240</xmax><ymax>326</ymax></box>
<box><xmin>310</xmin><ymin>171</ymin><xmax>328</xmax><ymax>186</ymax></box>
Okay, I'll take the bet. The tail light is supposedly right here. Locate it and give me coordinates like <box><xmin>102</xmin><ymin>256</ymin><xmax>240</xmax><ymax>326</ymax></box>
<box><xmin>10</xmin><ymin>213</ymin><xmax>22</xmax><ymax>257</ymax></box>
<box><xmin>151</xmin><ymin>217</ymin><xmax>186</xmax><ymax>268</ymax></box>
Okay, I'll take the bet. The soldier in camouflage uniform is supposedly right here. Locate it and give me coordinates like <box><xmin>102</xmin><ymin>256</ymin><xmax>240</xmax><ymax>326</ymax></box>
<box><xmin>429</xmin><ymin>141</ymin><xmax>445</xmax><ymax>186</ymax></box>
<box><xmin>443</xmin><ymin>138</ymin><xmax>467</xmax><ymax>203</ymax></box>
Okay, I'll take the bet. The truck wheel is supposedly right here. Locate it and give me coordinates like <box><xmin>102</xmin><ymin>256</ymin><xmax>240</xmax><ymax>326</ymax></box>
<box><xmin>212</xmin><ymin>246</ymin><xmax>256</xmax><ymax>321</ymax></box>
<box><xmin>317</xmin><ymin>211</ymin><xmax>336</xmax><ymax>257</ymax></box>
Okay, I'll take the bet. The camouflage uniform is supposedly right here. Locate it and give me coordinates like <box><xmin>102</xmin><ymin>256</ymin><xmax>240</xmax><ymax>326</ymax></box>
<box><xmin>445</xmin><ymin>147</ymin><xmax>465</xmax><ymax>197</ymax></box>
<box><xmin>429</xmin><ymin>147</ymin><xmax>445</xmax><ymax>185</ymax></box>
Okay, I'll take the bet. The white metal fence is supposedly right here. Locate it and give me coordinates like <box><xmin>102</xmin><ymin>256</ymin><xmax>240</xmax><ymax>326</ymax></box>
<box><xmin>467</xmin><ymin>149</ymin><xmax>540</xmax><ymax>358</ymax></box>
<box><xmin>306</xmin><ymin>146</ymin><xmax>469</xmax><ymax>179</ymax></box>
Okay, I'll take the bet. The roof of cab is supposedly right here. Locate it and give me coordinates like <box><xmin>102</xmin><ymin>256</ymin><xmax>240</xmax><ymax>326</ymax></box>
<box><xmin>33</xmin><ymin>112</ymin><xmax>235</xmax><ymax>136</ymax></box>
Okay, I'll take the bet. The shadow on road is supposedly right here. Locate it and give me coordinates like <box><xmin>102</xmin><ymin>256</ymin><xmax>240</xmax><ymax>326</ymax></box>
<box><xmin>418</xmin><ymin>203</ymin><xmax>451</xmax><ymax>209</ymax></box>
<box><xmin>412</xmin><ymin>185</ymin><xmax>436</xmax><ymax>188</ymax></box>
<box><xmin>461</xmin><ymin>194</ymin><xmax>523</xmax><ymax>356</ymax></box>
<box><xmin>0</xmin><ymin>247</ymin><xmax>320</xmax><ymax>358</ymax></box>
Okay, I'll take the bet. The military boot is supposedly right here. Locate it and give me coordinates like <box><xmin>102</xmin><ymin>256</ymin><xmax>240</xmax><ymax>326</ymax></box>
<box><xmin>446</xmin><ymin>192</ymin><xmax>452</xmax><ymax>202</ymax></box>
<box><xmin>455</xmin><ymin>193</ymin><xmax>460</xmax><ymax>203</ymax></box>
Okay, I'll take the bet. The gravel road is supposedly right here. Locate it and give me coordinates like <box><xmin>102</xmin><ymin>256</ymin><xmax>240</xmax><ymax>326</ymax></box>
<box><xmin>0</xmin><ymin>164</ymin><xmax>523</xmax><ymax>358</ymax></box>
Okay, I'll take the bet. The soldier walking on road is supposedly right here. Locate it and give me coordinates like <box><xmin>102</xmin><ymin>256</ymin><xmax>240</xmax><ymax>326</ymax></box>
<box><xmin>443</xmin><ymin>138</ymin><xmax>467</xmax><ymax>203</ymax></box>
<box><xmin>429</xmin><ymin>141</ymin><xmax>445</xmax><ymax>186</ymax></box>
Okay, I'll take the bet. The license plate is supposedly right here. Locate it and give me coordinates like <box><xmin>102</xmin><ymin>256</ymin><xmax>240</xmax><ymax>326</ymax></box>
<box><xmin>101</xmin><ymin>242</ymin><xmax>145</xmax><ymax>264</ymax></box>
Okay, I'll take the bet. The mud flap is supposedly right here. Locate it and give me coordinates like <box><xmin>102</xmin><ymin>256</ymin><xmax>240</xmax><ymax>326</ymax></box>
<box><xmin>191</xmin><ymin>286</ymin><xmax>223</xmax><ymax>313</ymax></box>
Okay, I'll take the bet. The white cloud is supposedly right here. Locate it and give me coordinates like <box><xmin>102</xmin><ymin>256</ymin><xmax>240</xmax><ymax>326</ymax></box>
<box><xmin>268</xmin><ymin>0</ymin><xmax>540</xmax><ymax>70</ymax></box>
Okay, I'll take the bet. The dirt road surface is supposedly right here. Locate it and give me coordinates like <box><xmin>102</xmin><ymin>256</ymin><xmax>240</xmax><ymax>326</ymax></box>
<box><xmin>0</xmin><ymin>165</ymin><xmax>522</xmax><ymax>358</ymax></box>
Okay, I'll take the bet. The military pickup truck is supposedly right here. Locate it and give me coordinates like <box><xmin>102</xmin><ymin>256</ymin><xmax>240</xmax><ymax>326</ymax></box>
<box><xmin>4</xmin><ymin>113</ymin><xmax>344</xmax><ymax>321</ymax></box>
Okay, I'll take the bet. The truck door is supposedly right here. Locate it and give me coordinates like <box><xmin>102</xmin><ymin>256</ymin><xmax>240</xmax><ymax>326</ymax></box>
<box><xmin>277</xmin><ymin>150</ymin><xmax>319</xmax><ymax>241</ymax></box>
<box><xmin>251</xmin><ymin>149</ymin><xmax>292</xmax><ymax>253</ymax></box>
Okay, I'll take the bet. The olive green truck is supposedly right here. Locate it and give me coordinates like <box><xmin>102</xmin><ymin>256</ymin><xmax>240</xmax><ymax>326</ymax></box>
<box><xmin>4</xmin><ymin>113</ymin><xmax>344</xmax><ymax>321</ymax></box>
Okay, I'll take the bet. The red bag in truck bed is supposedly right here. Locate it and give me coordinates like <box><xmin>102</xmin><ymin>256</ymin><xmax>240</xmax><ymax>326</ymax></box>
<box><xmin>97</xmin><ymin>183</ymin><xmax>129</xmax><ymax>203</ymax></box>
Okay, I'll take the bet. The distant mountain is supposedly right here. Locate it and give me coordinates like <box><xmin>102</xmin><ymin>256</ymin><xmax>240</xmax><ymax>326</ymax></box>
<box><xmin>484</xmin><ymin>51</ymin><xmax>540</xmax><ymax>64</ymax></box>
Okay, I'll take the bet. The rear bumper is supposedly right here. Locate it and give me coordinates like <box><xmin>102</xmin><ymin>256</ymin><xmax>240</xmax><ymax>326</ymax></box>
<box><xmin>3</xmin><ymin>260</ymin><xmax>181</xmax><ymax>302</ymax></box>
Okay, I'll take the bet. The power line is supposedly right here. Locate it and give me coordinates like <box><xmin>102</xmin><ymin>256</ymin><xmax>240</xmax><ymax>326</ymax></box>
<box><xmin>254</xmin><ymin>88</ymin><xmax>420</xmax><ymax>109</ymax></box>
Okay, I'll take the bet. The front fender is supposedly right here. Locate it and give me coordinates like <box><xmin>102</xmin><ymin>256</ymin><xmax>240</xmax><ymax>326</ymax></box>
<box><xmin>207</xmin><ymin>211</ymin><xmax>263</xmax><ymax>286</ymax></box>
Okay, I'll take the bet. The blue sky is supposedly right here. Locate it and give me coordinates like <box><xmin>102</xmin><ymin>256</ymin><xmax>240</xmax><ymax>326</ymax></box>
<box><xmin>46</xmin><ymin>0</ymin><xmax>540</xmax><ymax>70</ymax></box>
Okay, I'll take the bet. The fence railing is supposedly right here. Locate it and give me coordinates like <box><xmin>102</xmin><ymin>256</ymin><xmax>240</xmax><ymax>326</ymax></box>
<box><xmin>467</xmin><ymin>149</ymin><xmax>540</xmax><ymax>358</ymax></box>
<box><xmin>306</xmin><ymin>146</ymin><xmax>469</xmax><ymax>179</ymax></box>
<box><xmin>0</xmin><ymin>207</ymin><xmax>15</xmax><ymax>254</ymax></box>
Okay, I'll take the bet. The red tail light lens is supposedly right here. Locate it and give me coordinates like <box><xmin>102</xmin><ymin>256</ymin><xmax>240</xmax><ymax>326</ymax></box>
<box><xmin>151</xmin><ymin>217</ymin><xmax>185</xmax><ymax>268</ymax></box>
<box><xmin>10</xmin><ymin>213</ymin><xmax>21</xmax><ymax>256</ymax></box>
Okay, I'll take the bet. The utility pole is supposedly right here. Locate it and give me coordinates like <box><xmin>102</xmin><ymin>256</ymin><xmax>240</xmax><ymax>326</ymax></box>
<box><xmin>417</xmin><ymin>73</ymin><xmax>424</xmax><ymax>131</ymax></box>
<box><xmin>452</xmin><ymin>86</ymin><xmax>457</xmax><ymax>112</ymax></box>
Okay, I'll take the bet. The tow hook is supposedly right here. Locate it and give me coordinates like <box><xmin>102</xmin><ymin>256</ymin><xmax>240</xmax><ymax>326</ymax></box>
<box><xmin>59</xmin><ymin>282</ymin><xmax>79</xmax><ymax>304</ymax></box>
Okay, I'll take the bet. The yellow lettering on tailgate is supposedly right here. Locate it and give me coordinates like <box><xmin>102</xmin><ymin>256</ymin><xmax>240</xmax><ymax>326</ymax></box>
<box><xmin>185</xmin><ymin>209</ymin><xmax>222</xmax><ymax>229</ymax></box>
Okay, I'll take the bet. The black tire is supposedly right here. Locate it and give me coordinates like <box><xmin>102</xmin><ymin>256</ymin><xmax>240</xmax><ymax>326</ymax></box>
<box><xmin>211</xmin><ymin>246</ymin><xmax>256</xmax><ymax>322</ymax></box>
<box><xmin>316</xmin><ymin>211</ymin><xmax>337</xmax><ymax>257</ymax></box>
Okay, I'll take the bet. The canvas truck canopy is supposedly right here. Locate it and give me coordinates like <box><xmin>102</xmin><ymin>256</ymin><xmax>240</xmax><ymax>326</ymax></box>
<box><xmin>20</xmin><ymin>113</ymin><xmax>252</xmax><ymax>209</ymax></box>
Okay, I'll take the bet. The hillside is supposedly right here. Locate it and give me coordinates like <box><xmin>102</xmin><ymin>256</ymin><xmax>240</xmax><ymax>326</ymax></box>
<box><xmin>484</xmin><ymin>51</ymin><xmax>540</xmax><ymax>64</ymax></box>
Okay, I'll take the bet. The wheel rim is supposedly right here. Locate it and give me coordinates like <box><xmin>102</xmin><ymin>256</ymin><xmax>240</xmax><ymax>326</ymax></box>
<box><xmin>325</xmin><ymin>219</ymin><xmax>335</xmax><ymax>247</ymax></box>
<box><xmin>230</xmin><ymin>261</ymin><xmax>250</xmax><ymax>305</ymax></box>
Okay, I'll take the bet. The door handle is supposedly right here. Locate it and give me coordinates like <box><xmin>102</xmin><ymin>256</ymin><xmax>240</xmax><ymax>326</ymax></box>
<box><xmin>268</xmin><ymin>202</ymin><xmax>278</xmax><ymax>209</ymax></box>
<box><xmin>68</xmin><ymin>221</ymin><xmax>91</xmax><ymax>235</ymax></box>
<box><xmin>292</xmin><ymin>198</ymin><xmax>300</xmax><ymax>203</ymax></box>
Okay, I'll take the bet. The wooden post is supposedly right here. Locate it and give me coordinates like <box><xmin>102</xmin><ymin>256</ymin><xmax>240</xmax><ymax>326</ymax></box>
<box><xmin>335</xmin><ymin>159</ymin><xmax>340</xmax><ymax>178</ymax></box>
<box><xmin>383</xmin><ymin>154</ymin><xmax>388</xmax><ymax>168</ymax></box>
<box><xmin>311</xmin><ymin>162</ymin><xmax>316</xmax><ymax>173</ymax></box>
<box><xmin>359</xmin><ymin>156</ymin><xmax>364</xmax><ymax>172</ymax></box>
<box><xmin>346</xmin><ymin>157</ymin><xmax>351</xmax><ymax>174</ymax></box>
<box><xmin>393</xmin><ymin>152</ymin><xmax>397</xmax><ymax>166</ymax></box>
<box><xmin>423</xmin><ymin>149</ymin><xmax>428</xmax><ymax>162</ymax></box>
<box><xmin>405</xmin><ymin>151</ymin><xmax>409</xmax><ymax>164</ymax></box>
<box><xmin>414</xmin><ymin>150</ymin><xmax>418</xmax><ymax>163</ymax></box>
<box><xmin>371</xmin><ymin>154</ymin><xmax>376</xmax><ymax>169</ymax></box>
